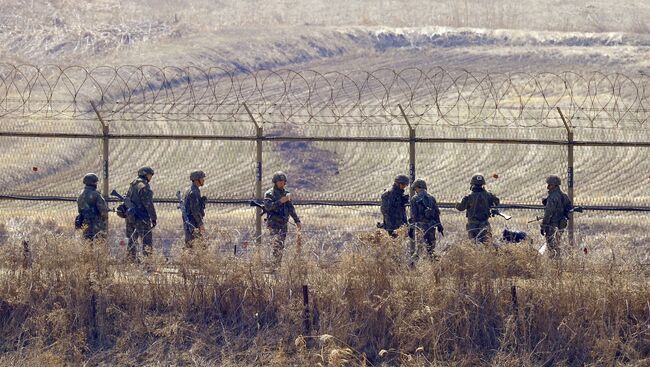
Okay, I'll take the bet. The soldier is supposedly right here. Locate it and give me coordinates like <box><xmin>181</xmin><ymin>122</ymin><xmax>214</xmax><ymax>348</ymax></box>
<box><xmin>125</xmin><ymin>166</ymin><xmax>157</xmax><ymax>261</ymax></box>
<box><xmin>409</xmin><ymin>179</ymin><xmax>443</xmax><ymax>260</ymax></box>
<box><xmin>76</xmin><ymin>173</ymin><xmax>109</xmax><ymax>240</ymax></box>
<box><xmin>541</xmin><ymin>175</ymin><xmax>572</xmax><ymax>258</ymax></box>
<box><xmin>456</xmin><ymin>174</ymin><xmax>500</xmax><ymax>244</ymax></box>
<box><xmin>263</xmin><ymin>171</ymin><xmax>301</xmax><ymax>266</ymax></box>
<box><xmin>183</xmin><ymin>170</ymin><xmax>207</xmax><ymax>247</ymax></box>
<box><xmin>380</xmin><ymin>175</ymin><xmax>410</xmax><ymax>238</ymax></box>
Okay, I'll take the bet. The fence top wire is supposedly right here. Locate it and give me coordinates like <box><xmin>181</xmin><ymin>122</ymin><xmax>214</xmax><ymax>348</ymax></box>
<box><xmin>1</xmin><ymin>64</ymin><xmax>649</xmax><ymax>130</ymax></box>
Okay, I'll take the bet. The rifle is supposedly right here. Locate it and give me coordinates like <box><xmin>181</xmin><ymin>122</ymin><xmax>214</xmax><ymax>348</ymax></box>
<box><xmin>250</xmin><ymin>200</ymin><xmax>268</xmax><ymax>216</ymax></box>
<box><xmin>490</xmin><ymin>208</ymin><xmax>512</xmax><ymax>220</ymax></box>
<box><xmin>110</xmin><ymin>189</ymin><xmax>128</xmax><ymax>218</ymax></box>
<box><xmin>528</xmin><ymin>206</ymin><xmax>584</xmax><ymax>223</ymax></box>
<box><xmin>110</xmin><ymin>189</ymin><xmax>125</xmax><ymax>202</ymax></box>
<box><xmin>176</xmin><ymin>191</ymin><xmax>193</xmax><ymax>231</ymax></box>
<box><xmin>250</xmin><ymin>200</ymin><xmax>298</xmax><ymax>227</ymax></box>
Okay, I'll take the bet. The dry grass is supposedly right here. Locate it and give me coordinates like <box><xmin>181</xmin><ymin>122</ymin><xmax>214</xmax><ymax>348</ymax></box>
<box><xmin>0</xmin><ymin>222</ymin><xmax>649</xmax><ymax>367</ymax></box>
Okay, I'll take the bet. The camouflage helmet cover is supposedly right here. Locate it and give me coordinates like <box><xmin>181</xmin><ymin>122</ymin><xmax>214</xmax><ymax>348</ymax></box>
<box><xmin>138</xmin><ymin>166</ymin><xmax>155</xmax><ymax>177</ymax></box>
<box><xmin>470</xmin><ymin>174</ymin><xmax>486</xmax><ymax>186</ymax></box>
<box><xmin>272</xmin><ymin>171</ymin><xmax>288</xmax><ymax>183</ymax></box>
<box><xmin>83</xmin><ymin>173</ymin><xmax>99</xmax><ymax>185</ymax></box>
<box><xmin>394</xmin><ymin>174</ymin><xmax>410</xmax><ymax>185</ymax></box>
<box><xmin>546</xmin><ymin>175</ymin><xmax>561</xmax><ymax>186</ymax></box>
<box><xmin>190</xmin><ymin>170</ymin><xmax>206</xmax><ymax>181</ymax></box>
<box><xmin>411</xmin><ymin>179</ymin><xmax>427</xmax><ymax>190</ymax></box>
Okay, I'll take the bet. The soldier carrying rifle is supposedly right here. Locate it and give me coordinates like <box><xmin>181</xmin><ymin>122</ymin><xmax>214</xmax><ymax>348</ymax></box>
<box><xmin>182</xmin><ymin>170</ymin><xmax>207</xmax><ymax>247</ymax></box>
<box><xmin>456</xmin><ymin>174</ymin><xmax>500</xmax><ymax>244</ymax></box>
<box><xmin>409</xmin><ymin>179</ymin><xmax>443</xmax><ymax>260</ymax></box>
<box><xmin>264</xmin><ymin>171</ymin><xmax>301</xmax><ymax>266</ymax></box>
<box><xmin>125</xmin><ymin>166</ymin><xmax>157</xmax><ymax>261</ymax></box>
<box><xmin>380</xmin><ymin>175</ymin><xmax>410</xmax><ymax>238</ymax></box>
<box><xmin>76</xmin><ymin>173</ymin><xmax>108</xmax><ymax>240</ymax></box>
<box><xmin>541</xmin><ymin>175</ymin><xmax>572</xmax><ymax>258</ymax></box>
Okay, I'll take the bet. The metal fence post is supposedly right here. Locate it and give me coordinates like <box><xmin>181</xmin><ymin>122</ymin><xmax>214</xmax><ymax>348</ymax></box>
<box><xmin>399</xmin><ymin>104</ymin><xmax>416</xmax><ymax>255</ymax></box>
<box><xmin>557</xmin><ymin>107</ymin><xmax>575</xmax><ymax>248</ymax></box>
<box><xmin>244</xmin><ymin>103</ymin><xmax>263</xmax><ymax>245</ymax></box>
<box><xmin>90</xmin><ymin>101</ymin><xmax>110</xmax><ymax>233</ymax></box>
<box><xmin>398</xmin><ymin>104</ymin><xmax>416</xmax><ymax>190</ymax></box>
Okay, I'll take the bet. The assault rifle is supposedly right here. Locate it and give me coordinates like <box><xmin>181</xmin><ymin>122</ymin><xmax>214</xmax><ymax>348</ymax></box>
<box><xmin>527</xmin><ymin>206</ymin><xmax>584</xmax><ymax>223</ymax></box>
<box><xmin>250</xmin><ymin>200</ymin><xmax>268</xmax><ymax>216</ymax></box>
<box><xmin>250</xmin><ymin>199</ymin><xmax>297</xmax><ymax>227</ymax></box>
<box><xmin>110</xmin><ymin>189</ymin><xmax>128</xmax><ymax>218</ymax></box>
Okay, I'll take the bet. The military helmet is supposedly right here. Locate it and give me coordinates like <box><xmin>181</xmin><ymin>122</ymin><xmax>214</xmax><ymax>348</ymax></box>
<box><xmin>83</xmin><ymin>173</ymin><xmax>99</xmax><ymax>186</ymax></box>
<box><xmin>411</xmin><ymin>179</ymin><xmax>427</xmax><ymax>190</ymax></box>
<box><xmin>137</xmin><ymin>166</ymin><xmax>155</xmax><ymax>177</ymax></box>
<box><xmin>272</xmin><ymin>171</ymin><xmax>288</xmax><ymax>183</ymax></box>
<box><xmin>546</xmin><ymin>175</ymin><xmax>561</xmax><ymax>186</ymax></box>
<box><xmin>394</xmin><ymin>174</ymin><xmax>410</xmax><ymax>185</ymax></box>
<box><xmin>190</xmin><ymin>170</ymin><xmax>206</xmax><ymax>181</ymax></box>
<box><xmin>470</xmin><ymin>174</ymin><xmax>486</xmax><ymax>186</ymax></box>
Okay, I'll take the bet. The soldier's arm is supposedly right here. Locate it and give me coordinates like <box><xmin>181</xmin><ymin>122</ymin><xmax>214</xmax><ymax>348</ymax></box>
<box><xmin>288</xmin><ymin>202</ymin><xmax>301</xmax><ymax>223</ymax></box>
<box><xmin>455</xmin><ymin>196</ymin><xmax>468</xmax><ymax>211</ymax></box>
<box><xmin>380</xmin><ymin>192</ymin><xmax>390</xmax><ymax>217</ymax></box>
<box><xmin>490</xmin><ymin>193</ymin><xmax>500</xmax><ymax>207</ymax></box>
<box><xmin>141</xmin><ymin>187</ymin><xmax>157</xmax><ymax>222</ymax></box>
<box><xmin>263</xmin><ymin>191</ymin><xmax>280</xmax><ymax>212</ymax></box>
<box><xmin>188</xmin><ymin>191</ymin><xmax>204</xmax><ymax>226</ymax></box>
<box><xmin>409</xmin><ymin>197</ymin><xmax>417</xmax><ymax>221</ymax></box>
<box><xmin>542</xmin><ymin>195</ymin><xmax>560</xmax><ymax>225</ymax></box>
<box><xmin>431</xmin><ymin>197</ymin><xmax>441</xmax><ymax>223</ymax></box>
<box><xmin>96</xmin><ymin>193</ymin><xmax>109</xmax><ymax>222</ymax></box>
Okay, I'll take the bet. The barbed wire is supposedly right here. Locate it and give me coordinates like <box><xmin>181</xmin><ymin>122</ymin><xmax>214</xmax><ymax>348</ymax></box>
<box><xmin>1</xmin><ymin>64</ymin><xmax>649</xmax><ymax>128</ymax></box>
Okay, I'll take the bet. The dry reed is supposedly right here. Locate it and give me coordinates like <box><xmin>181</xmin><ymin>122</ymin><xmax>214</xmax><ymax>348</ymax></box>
<box><xmin>0</xmin><ymin>224</ymin><xmax>648</xmax><ymax>366</ymax></box>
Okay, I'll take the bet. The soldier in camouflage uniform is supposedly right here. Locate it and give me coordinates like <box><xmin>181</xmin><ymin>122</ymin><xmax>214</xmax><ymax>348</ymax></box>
<box><xmin>183</xmin><ymin>170</ymin><xmax>207</xmax><ymax>247</ymax></box>
<box><xmin>125</xmin><ymin>166</ymin><xmax>157</xmax><ymax>261</ymax></box>
<box><xmin>409</xmin><ymin>179</ymin><xmax>443</xmax><ymax>259</ymax></box>
<box><xmin>380</xmin><ymin>175</ymin><xmax>410</xmax><ymax>238</ymax></box>
<box><xmin>76</xmin><ymin>173</ymin><xmax>109</xmax><ymax>240</ymax></box>
<box><xmin>264</xmin><ymin>172</ymin><xmax>301</xmax><ymax>266</ymax></box>
<box><xmin>456</xmin><ymin>174</ymin><xmax>500</xmax><ymax>244</ymax></box>
<box><xmin>541</xmin><ymin>175</ymin><xmax>572</xmax><ymax>258</ymax></box>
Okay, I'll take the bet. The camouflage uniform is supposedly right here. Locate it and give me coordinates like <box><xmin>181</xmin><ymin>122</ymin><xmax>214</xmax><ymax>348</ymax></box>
<box><xmin>125</xmin><ymin>167</ymin><xmax>157</xmax><ymax>259</ymax></box>
<box><xmin>264</xmin><ymin>172</ymin><xmax>300</xmax><ymax>265</ymax></box>
<box><xmin>409</xmin><ymin>180</ymin><xmax>442</xmax><ymax>258</ymax></box>
<box><xmin>456</xmin><ymin>174</ymin><xmax>500</xmax><ymax>243</ymax></box>
<box><xmin>380</xmin><ymin>175</ymin><xmax>410</xmax><ymax>237</ymax></box>
<box><xmin>183</xmin><ymin>174</ymin><xmax>206</xmax><ymax>246</ymax></box>
<box><xmin>542</xmin><ymin>176</ymin><xmax>572</xmax><ymax>257</ymax></box>
<box><xmin>76</xmin><ymin>174</ymin><xmax>108</xmax><ymax>240</ymax></box>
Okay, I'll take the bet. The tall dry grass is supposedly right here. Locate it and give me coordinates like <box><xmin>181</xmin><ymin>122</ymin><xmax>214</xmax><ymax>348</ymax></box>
<box><xmin>0</xmin><ymin>225</ymin><xmax>649</xmax><ymax>366</ymax></box>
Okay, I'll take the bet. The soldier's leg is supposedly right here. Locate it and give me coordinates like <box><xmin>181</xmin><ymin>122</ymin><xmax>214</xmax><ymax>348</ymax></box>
<box><xmin>467</xmin><ymin>222</ymin><xmax>480</xmax><ymax>241</ymax></box>
<box><xmin>270</xmin><ymin>225</ymin><xmax>287</xmax><ymax>265</ymax></box>
<box><xmin>126</xmin><ymin>220</ymin><xmax>138</xmax><ymax>260</ymax></box>
<box><xmin>477</xmin><ymin>222</ymin><xmax>492</xmax><ymax>244</ymax></box>
<box><xmin>83</xmin><ymin>224</ymin><xmax>94</xmax><ymax>240</ymax></box>
<box><xmin>424</xmin><ymin>224</ymin><xmax>437</xmax><ymax>258</ymax></box>
<box><xmin>139</xmin><ymin>221</ymin><xmax>154</xmax><ymax>257</ymax></box>
<box><xmin>93</xmin><ymin>222</ymin><xmax>107</xmax><ymax>241</ymax></box>
<box><xmin>407</xmin><ymin>225</ymin><xmax>417</xmax><ymax>260</ymax></box>
<box><xmin>184</xmin><ymin>228</ymin><xmax>194</xmax><ymax>248</ymax></box>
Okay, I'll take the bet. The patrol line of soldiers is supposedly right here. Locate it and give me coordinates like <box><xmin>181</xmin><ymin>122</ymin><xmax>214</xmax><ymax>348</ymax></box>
<box><xmin>76</xmin><ymin>168</ymin><xmax>302</xmax><ymax>263</ymax></box>
<box><xmin>77</xmin><ymin>167</ymin><xmax>572</xmax><ymax>262</ymax></box>
<box><xmin>380</xmin><ymin>173</ymin><xmax>572</xmax><ymax>258</ymax></box>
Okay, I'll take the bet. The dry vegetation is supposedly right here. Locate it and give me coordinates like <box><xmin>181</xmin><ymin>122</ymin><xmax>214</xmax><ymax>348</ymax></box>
<box><xmin>0</xmin><ymin>223</ymin><xmax>648</xmax><ymax>366</ymax></box>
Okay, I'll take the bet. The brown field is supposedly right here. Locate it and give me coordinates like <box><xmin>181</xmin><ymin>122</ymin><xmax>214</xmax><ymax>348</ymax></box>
<box><xmin>1</xmin><ymin>211</ymin><xmax>650</xmax><ymax>366</ymax></box>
